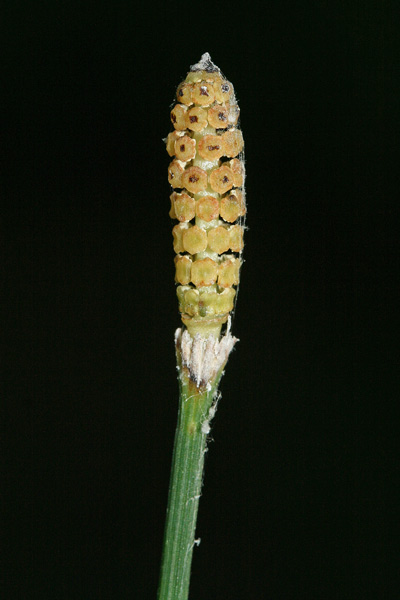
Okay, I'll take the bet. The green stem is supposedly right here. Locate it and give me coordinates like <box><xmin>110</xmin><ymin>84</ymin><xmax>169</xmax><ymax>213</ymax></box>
<box><xmin>157</xmin><ymin>368</ymin><xmax>218</xmax><ymax>600</ymax></box>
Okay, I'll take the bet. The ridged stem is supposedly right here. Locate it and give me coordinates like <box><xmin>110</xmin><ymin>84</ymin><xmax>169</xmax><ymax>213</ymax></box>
<box><xmin>157</xmin><ymin>367</ymin><xmax>219</xmax><ymax>600</ymax></box>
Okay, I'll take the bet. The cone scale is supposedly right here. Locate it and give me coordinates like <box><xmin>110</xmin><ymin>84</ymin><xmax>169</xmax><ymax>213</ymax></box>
<box><xmin>167</xmin><ymin>52</ymin><xmax>245</xmax><ymax>340</ymax></box>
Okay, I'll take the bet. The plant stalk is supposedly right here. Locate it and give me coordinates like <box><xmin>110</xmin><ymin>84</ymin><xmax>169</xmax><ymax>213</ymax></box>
<box><xmin>157</xmin><ymin>365</ymin><xmax>219</xmax><ymax>600</ymax></box>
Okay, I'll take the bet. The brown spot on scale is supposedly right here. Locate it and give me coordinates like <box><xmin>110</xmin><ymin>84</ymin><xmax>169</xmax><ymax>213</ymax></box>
<box><xmin>220</xmin><ymin>190</ymin><xmax>246</xmax><ymax>222</ymax></box>
<box><xmin>181</xmin><ymin>166</ymin><xmax>207</xmax><ymax>193</ymax></box>
<box><xmin>186</xmin><ymin>107</ymin><xmax>208</xmax><ymax>131</ymax></box>
<box><xmin>209</xmin><ymin>165</ymin><xmax>234</xmax><ymax>194</ymax></box>
<box><xmin>198</xmin><ymin>134</ymin><xmax>224</xmax><ymax>161</ymax></box>
<box><xmin>214</xmin><ymin>79</ymin><xmax>232</xmax><ymax>103</ymax></box>
<box><xmin>208</xmin><ymin>104</ymin><xmax>229</xmax><ymax>129</ymax></box>
<box><xmin>174</xmin><ymin>135</ymin><xmax>196</xmax><ymax>162</ymax></box>
<box><xmin>176</xmin><ymin>82</ymin><xmax>193</xmax><ymax>106</ymax></box>
<box><xmin>192</xmin><ymin>82</ymin><xmax>215</xmax><ymax>106</ymax></box>
<box><xmin>170</xmin><ymin>104</ymin><xmax>188</xmax><ymax>131</ymax></box>
<box><xmin>168</xmin><ymin>159</ymin><xmax>184</xmax><ymax>188</ymax></box>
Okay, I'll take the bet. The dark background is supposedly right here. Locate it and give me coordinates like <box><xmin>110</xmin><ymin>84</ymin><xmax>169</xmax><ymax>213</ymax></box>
<box><xmin>3</xmin><ymin>2</ymin><xmax>398</xmax><ymax>599</ymax></box>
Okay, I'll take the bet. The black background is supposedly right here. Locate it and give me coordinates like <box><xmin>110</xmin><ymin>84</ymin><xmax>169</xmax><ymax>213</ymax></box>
<box><xmin>3</xmin><ymin>2</ymin><xmax>398</xmax><ymax>599</ymax></box>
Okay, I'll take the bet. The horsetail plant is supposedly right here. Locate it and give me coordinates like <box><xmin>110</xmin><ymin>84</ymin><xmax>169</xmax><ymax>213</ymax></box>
<box><xmin>158</xmin><ymin>53</ymin><xmax>246</xmax><ymax>600</ymax></box>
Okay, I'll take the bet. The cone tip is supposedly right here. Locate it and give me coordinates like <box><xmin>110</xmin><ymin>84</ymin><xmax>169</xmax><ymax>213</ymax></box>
<box><xmin>190</xmin><ymin>52</ymin><xmax>219</xmax><ymax>73</ymax></box>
